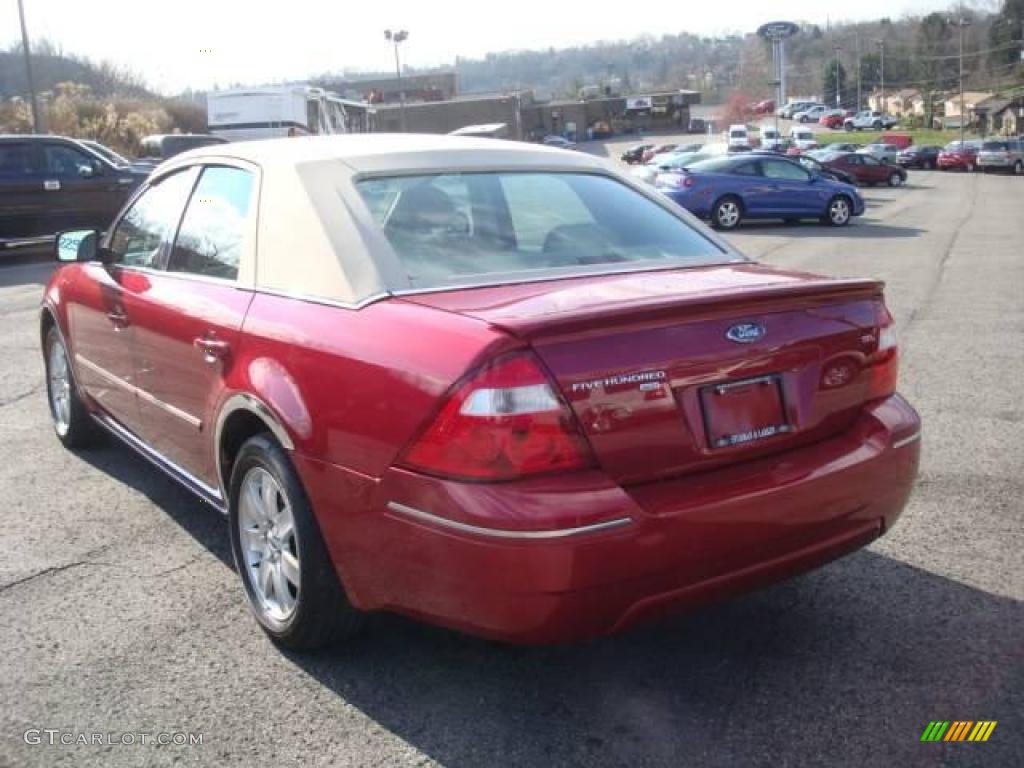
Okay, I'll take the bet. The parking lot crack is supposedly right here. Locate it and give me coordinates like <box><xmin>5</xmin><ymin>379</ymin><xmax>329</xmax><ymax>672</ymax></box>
<box><xmin>0</xmin><ymin>385</ymin><xmax>42</xmax><ymax>409</ymax></box>
<box><xmin>903</xmin><ymin>177</ymin><xmax>978</xmax><ymax>335</ymax></box>
<box><xmin>0</xmin><ymin>561</ymin><xmax>92</xmax><ymax>594</ymax></box>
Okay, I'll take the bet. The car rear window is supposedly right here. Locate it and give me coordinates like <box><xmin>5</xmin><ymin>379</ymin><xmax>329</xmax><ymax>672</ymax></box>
<box><xmin>355</xmin><ymin>172</ymin><xmax>731</xmax><ymax>290</ymax></box>
<box><xmin>982</xmin><ymin>141</ymin><xmax>1008</xmax><ymax>151</ymax></box>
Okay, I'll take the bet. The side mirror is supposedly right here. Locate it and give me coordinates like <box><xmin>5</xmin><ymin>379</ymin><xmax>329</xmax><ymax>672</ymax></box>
<box><xmin>56</xmin><ymin>230</ymin><xmax>99</xmax><ymax>263</ymax></box>
<box><xmin>77</xmin><ymin>163</ymin><xmax>96</xmax><ymax>178</ymax></box>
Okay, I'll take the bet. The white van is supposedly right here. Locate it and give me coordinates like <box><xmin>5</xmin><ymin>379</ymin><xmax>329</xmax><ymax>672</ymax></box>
<box><xmin>760</xmin><ymin>126</ymin><xmax>781</xmax><ymax>150</ymax></box>
<box><xmin>789</xmin><ymin>126</ymin><xmax>818</xmax><ymax>150</ymax></box>
<box><xmin>727</xmin><ymin>124</ymin><xmax>750</xmax><ymax>149</ymax></box>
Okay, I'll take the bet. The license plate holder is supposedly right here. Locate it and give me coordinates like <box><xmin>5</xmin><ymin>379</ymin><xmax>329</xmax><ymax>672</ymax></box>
<box><xmin>700</xmin><ymin>374</ymin><xmax>790</xmax><ymax>449</ymax></box>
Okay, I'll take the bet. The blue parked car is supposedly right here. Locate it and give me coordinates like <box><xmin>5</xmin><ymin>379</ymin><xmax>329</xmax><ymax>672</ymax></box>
<box><xmin>656</xmin><ymin>154</ymin><xmax>865</xmax><ymax>230</ymax></box>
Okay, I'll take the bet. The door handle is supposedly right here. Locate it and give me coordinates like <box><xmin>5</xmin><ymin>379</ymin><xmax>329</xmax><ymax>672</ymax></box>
<box><xmin>43</xmin><ymin>180</ymin><xmax>61</xmax><ymax>191</ymax></box>
<box><xmin>194</xmin><ymin>336</ymin><xmax>231</xmax><ymax>364</ymax></box>
<box><xmin>107</xmin><ymin>309</ymin><xmax>129</xmax><ymax>328</ymax></box>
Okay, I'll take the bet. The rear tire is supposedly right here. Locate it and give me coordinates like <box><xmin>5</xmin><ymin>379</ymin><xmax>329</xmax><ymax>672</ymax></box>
<box><xmin>824</xmin><ymin>195</ymin><xmax>852</xmax><ymax>227</ymax></box>
<box><xmin>711</xmin><ymin>196</ymin><xmax>743</xmax><ymax>230</ymax></box>
<box><xmin>1014</xmin><ymin>160</ymin><xmax>1023</xmax><ymax>175</ymax></box>
<box><xmin>229</xmin><ymin>434</ymin><xmax>364</xmax><ymax>650</ymax></box>
<box><xmin>44</xmin><ymin>326</ymin><xmax>98</xmax><ymax>449</ymax></box>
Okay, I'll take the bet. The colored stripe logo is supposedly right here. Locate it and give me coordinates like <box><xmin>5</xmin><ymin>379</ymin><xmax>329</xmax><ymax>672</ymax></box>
<box><xmin>921</xmin><ymin>721</ymin><xmax>997</xmax><ymax>742</ymax></box>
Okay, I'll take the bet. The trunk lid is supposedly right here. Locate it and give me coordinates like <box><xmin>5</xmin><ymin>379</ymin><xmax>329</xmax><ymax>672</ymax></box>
<box><xmin>402</xmin><ymin>264</ymin><xmax>888</xmax><ymax>485</ymax></box>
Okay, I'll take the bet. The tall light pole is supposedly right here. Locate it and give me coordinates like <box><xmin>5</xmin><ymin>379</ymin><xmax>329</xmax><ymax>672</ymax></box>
<box><xmin>875</xmin><ymin>39</ymin><xmax>885</xmax><ymax>114</ymax></box>
<box><xmin>384</xmin><ymin>29</ymin><xmax>409</xmax><ymax>132</ymax></box>
<box><xmin>952</xmin><ymin>16</ymin><xmax>971</xmax><ymax>146</ymax></box>
<box><xmin>16</xmin><ymin>0</ymin><xmax>41</xmax><ymax>133</ymax></box>
<box><xmin>855</xmin><ymin>33</ymin><xmax>862</xmax><ymax>109</ymax></box>
<box><xmin>833</xmin><ymin>45</ymin><xmax>842</xmax><ymax>108</ymax></box>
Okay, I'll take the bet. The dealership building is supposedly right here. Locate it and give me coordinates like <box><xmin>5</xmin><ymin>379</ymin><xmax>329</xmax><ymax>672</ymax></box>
<box><xmin>324</xmin><ymin>73</ymin><xmax>700</xmax><ymax>139</ymax></box>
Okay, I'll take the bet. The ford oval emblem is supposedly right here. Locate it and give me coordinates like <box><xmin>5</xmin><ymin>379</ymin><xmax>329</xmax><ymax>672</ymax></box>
<box><xmin>726</xmin><ymin>322</ymin><xmax>766</xmax><ymax>343</ymax></box>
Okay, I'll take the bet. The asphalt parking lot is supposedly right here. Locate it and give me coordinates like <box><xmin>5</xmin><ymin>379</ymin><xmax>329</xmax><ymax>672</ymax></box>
<box><xmin>1</xmin><ymin>168</ymin><xmax>1022</xmax><ymax>767</ymax></box>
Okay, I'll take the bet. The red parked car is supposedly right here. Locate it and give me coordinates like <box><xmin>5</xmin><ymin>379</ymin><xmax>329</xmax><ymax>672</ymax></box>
<box><xmin>937</xmin><ymin>140</ymin><xmax>982</xmax><ymax>171</ymax></box>
<box><xmin>641</xmin><ymin>143</ymin><xmax>678</xmax><ymax>163</ymax></box>
<box><xmin>819</xmin><ymin>151</ymin><xmax>908</xmax><ymax>186</ymax></box>
<box><xmin>819</xmin><ymin>113</ymin><xmax>845</xmax><ymax>129</ymax></box>
<box><xmin>752</xmin><ymin>99</ymin><xmax>776</xmax><ymax>115</ymax></box>
<box><xmin>41</xmin><ymin>135</ymin><xmax>921</xmax><ymax>648</ymax></box>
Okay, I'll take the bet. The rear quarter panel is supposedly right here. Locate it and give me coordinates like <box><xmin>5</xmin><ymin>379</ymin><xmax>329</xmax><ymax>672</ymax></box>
<box><xmin>232</xmin><ymin>293</ymin><xmax>519</xmax><ymax>477</ymax></box>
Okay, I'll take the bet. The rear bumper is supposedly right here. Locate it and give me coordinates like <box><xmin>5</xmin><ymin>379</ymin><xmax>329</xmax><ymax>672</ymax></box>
<box><xmin>301</xmin><ymin>395</ymin><xmax>921</xmax><ymax>644</ymax></box>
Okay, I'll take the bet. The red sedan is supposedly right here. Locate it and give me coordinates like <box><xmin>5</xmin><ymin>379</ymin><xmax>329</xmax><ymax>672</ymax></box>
<box><xmin>42</xmin><ymin>135</ymin><xmax>921</xmax><ymax>648</ymax></box>
<box><xmin>819</xmin><ymin>151</ymin><xmax>908</xmax><ymax>186</ymax></box>
<box><xmin>819</xmin><ymin>113</ymin><xmax>845</xmax><ymax>129</ymax></box>
<box><xmin>937</xmin><ymin>140</ymin><xmax>982</xmax><ymax>171</ymax></box>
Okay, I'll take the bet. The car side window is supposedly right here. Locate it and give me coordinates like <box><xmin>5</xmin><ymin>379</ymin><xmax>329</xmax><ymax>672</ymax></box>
<box><xmin>861</xmin><ymin>155</ymin><xmax>881</xmax><ymax>166</ymax></box>
<box><xmin>166</xmin><ymin>166</ymin><xmax>254</xmax><ymax>281</ymax></box>
<box><xmin>42</xmin><ymin>145</ymin><xmax>99</xmax><ymax>179</ymax></box>
<box><xmin>0</xmin><ymin>143</ymin><xmax>39</xmax><ymax>178</ymax></box>
<box><xmin>108</xmin><ymin>169</ymin><xmax>198</xmax><ymax>269</ymax></box>
<box><xmin>762</xmin><ymin>160</ymin><xmax>810</xmax><ymax>181</ymax></box>
<box><xmin>844</xmin><ymin>155</ymin><xmax>863</xmax><ymax>165</ymax></box>
<box><xmin>731</xmin><ymin>161</ymin><xmax>761</xmax><ymax>176</ymax></box>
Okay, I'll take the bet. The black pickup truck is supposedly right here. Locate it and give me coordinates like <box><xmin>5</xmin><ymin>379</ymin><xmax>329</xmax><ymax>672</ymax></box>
<box><xmin>0</xmin><ymin>135</ymin><xmax>149</xmax><ymax>250</ymax></box>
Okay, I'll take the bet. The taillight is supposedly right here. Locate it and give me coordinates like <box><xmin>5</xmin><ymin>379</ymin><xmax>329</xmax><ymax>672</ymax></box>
<box><xmin>402</xmin><ymin>351</ymin><xmax>594</xmax><ymax>481</ymax></box>
<box><xmin>866</xmin><ymin>304</ymin><xmax>899</xmax><ymax>399</ymax></box>
<box><xmin>656</xmin><ymin>172</ymin><xmax>693</xmax><ymax>188</ymax></box>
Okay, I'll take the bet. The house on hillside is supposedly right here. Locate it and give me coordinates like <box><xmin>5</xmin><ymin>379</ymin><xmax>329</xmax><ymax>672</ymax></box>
<box><xmin>940</xmin><ymin>91</ymin><xmax>997</xmax><ymax>129</ymax></box>
<box><xmin>908</xmin><ymin>91</ymin><xmax>946</xmax><ymax>117</ymax></box>
<box><xmin>887</xmin><ymin>89</ymin><xmax>919</xmax><ymax>117</ymax></box>
<box><xmin>975</xmin><ymin>97</ymin><xmax>1023</xmax><ymax>136</ymax></box>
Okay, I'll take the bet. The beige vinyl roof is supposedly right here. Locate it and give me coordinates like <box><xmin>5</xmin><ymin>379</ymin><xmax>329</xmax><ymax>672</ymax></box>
<box><xmin>155</xmin><ymin>134</ymin><xmax>735</xmax><ymax>307</ymax></box>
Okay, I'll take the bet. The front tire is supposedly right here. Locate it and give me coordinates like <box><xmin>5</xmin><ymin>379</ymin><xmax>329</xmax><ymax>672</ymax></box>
<box><xmin>1014</xmin><ymin>160</ymin><xmax>1023</xmax><ymax>175</ymax></box>
<box><xmin>711</xmin><ymin>196</ymin><xmax>743</xmax><ymax>230</ymax></box>
<box><xmin>229</xmin><ymin>434</ymin><xmax>363</xmax><ymax>650</ymax></box>
<box><xmin>824</xmin><ymin>195</ymin><xmax>852</xmax><ymax>226</ymax></box>
<box><xmin>44</xmin><ymin>326</ymin><xmax>98</xmax><ymax>449</ymax></box>
<box><xmin>888</xmin><ymin>172</ymin><xmax>903</xmax><ymax>187</ymax></box>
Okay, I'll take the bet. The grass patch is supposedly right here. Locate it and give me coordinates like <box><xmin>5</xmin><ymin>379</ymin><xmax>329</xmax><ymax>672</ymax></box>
<box><xmin>815</xmin><ymin>128</ymin><xmax>981</xmax><ymax>147</ymax></box>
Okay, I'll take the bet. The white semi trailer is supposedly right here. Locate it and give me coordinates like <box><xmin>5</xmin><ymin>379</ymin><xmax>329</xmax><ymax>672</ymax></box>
<box><xmin>207</xmin><ymin>85</ymin><xmax>370</xmax><ymax>141</ymax></box>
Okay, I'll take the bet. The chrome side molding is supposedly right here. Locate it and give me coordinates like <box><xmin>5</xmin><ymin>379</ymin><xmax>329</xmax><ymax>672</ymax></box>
<box><xmin>386</xmin><ymin>501</ymin><xmax>632</xmax><ymax>540</ymax></box>
<box><xmin>76</xmin><ymin>354</ymin><xmax>202</xmax><ymax>429</ymax></box>
<box><xmin>92</xmin><ymin>413</ymin><xmax>227</xmax><ymax>515</ymax></box>
<box><xmin>893</xmin><ymin>430</ymin><xmax>922</xmax><ymax>450</ymax></box>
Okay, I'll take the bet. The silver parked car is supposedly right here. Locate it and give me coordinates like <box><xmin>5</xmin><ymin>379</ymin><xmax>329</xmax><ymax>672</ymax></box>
<box><xmin>976</xmin><ymin>139</ymin><xmax>1024</xmax><ymax>174</ymax></box>
<box><xmin>630</xmin><ymin>151</ymin><xmax>712</xmax><ymax>185</ymax></box>
<box><xmin>857</xmin><ymin>143</ymin><xmax>901</xmax><ymax>164</ymax></box>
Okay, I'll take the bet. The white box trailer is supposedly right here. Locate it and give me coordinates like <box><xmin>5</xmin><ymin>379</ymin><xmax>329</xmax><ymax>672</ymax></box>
<box><xmin>207</xmin><ymin>85</ymin><xmax>364</xmax><ymax>141</ymax></box>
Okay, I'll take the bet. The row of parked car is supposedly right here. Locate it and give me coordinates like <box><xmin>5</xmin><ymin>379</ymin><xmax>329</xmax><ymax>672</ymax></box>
<box><xmin>777</xmin><ymin>102</ymin><xmax>901</xmax><ymax>132</ymax></box>
<box><xmin>0</xmin><ymin>133</ymin><xmax>226</xmax><ymax>249</ymax></box>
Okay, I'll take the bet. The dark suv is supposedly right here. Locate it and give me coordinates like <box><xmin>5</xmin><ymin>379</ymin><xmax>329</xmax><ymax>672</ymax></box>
<box><xmin>0</xmin><ymin>135</ymin><xmax>149</xmax><ymax>249</ymax></box>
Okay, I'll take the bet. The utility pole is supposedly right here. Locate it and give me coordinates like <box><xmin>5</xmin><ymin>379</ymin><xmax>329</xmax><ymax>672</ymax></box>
<box><xmin>384</xmin><ymin>29</ymin><xmax>409</xmax><ymax>132</ymax></box>
<box><xmin>855</xmin><ymin>33</ymin><xmax>862</xmax><ymax>109</ymax></box>
<box><xmin>834</xmin><ymin>45</ymin><xmax>842</xmax><ymax>108</ymax></box>
<box><xmin>876</xmin><ymin>39</ymin><xmax>885</xmax><ymax>114</ymax></box>
<box><xmin>953</xmin><ymin>15</ymin><xmax>971</xmax><ymax>146</ymax></box>
<box><xmin>16</xmin><ymin>0</ymin><xmax>41</xmax><ymax>133</ymax></box>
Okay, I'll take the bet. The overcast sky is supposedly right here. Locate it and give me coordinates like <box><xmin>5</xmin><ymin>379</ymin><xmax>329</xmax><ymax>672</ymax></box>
<box><xmin>2</xmin><ymin>0</ymin><xmax>963</xmax><ymax>94</ymax></box>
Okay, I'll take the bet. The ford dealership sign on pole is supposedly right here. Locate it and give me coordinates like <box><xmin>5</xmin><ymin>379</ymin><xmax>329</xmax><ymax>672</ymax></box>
<box><xmin>757</xmin><ymin>21</ymin><xmax>799</xmax><ymax>112</ymax></box>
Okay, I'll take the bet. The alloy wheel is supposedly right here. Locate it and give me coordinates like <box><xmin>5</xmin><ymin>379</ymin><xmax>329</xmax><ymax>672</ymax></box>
<box><xmin>716</xmin><ymin>200</ymin><xmax>740</xmax><ymax>229</ymax></box>
<box><xmin>829</xmin><ymin>197</ymin><xmax>851</xmax><ymax>225</ymax></box>
<box><xmin>47</xmin><ymin>338</ymin><xmax>71</xmax><ymax>436</ymax></box>
<box><xmin>1015</xmin><ymin>160</ymin><xmax>1023</xmax><ymax>175</ymax></box>
<box><xmin>238</xmin><ymin>467</ymin><xmax>300</xmax><ymax>623</ymax></box>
